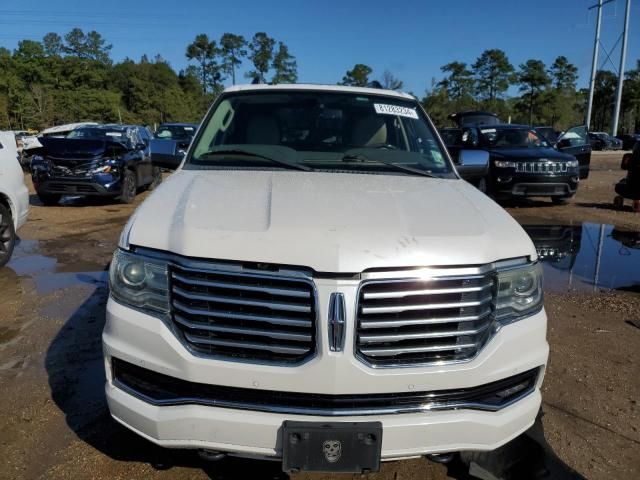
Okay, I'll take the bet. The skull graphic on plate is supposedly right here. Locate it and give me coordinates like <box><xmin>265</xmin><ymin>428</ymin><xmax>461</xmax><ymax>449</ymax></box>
<box><xmin>322</xmin><ymin>440</ymin><xmax>342</xmax><ymax>463</ymax></box>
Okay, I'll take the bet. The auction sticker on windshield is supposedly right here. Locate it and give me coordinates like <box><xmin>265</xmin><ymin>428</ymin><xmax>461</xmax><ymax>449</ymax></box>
<box><xmin>374</xmin><ymin>104</ymin><xmax>418</xmax><ymax>119</ymax></box>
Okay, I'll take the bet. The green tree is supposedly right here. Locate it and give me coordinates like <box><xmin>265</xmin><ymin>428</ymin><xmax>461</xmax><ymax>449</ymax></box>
<box><xmin>380</xmin><ymin>70</ymin><xmax>403</xmax><ymax>90</ymax></box>
<box><xmin>63</xmin><ymin>28</ymin><xmax>112</xmax><ymax>63</ymax></box>
<box><xmin>340</xmin><ymin>64</ymin><xmax>372</xmax><ymax>87</ymax></box>
<box><xmin>219</xmin><ymin>33</ymin><xmax>247</xmax><ymax>85</ymax></box>
<box><xmin>548</xmin><ymin>56</ymin><xmax>578</xmax><ymax>92</ymax></box>
<box><xmin>271</xmin><ymin>42</ymin><xmax>297</xmax><ymax>84</ymax></box>
<box><xmin>517</xmin><ymin>59</ymin><xmax>550</xmax><ymax>125</ymax></box>
<box><xmin>472</xmin><ymin>49</ymin><xmax>515</xmax><ymax>104</ymax></box>
<box><xmin>186</xmin><ymin>34</ymin><xmax>221</xmax><ymax>94</ymax></box>
<box><xmin>592</xmin><ymin>70</ymin><xmax>617</xmax><ymax>131</ymax></box>
<box><xmin>247</xmin><ymin>32</ymin><xmax>275</xmax><ymax>83</ymax></box>
<box><xmin>438</xmin><ymin>62</ymin><xmax>474</xmax><ymax>100</ymax></box>
<box><xmin>42</xmin><ymin>33</ymin><xmax>63</xmax><ymax>57</ymax></box>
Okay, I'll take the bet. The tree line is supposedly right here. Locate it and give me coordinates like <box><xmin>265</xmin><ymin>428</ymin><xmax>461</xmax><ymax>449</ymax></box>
<box><xmin>1</xmin><ymin>31</ymin><xmax>638</xmax><ymax>134</ymax></box>
<box><xmin>340</xmin><ymin>50</ymin><xmax>640</xmax><ymax>133</ymax></box>
<box><xmin>0</xmin><ymin>29</ymin><xmax>298</xmax><ymax>130</ymax></box>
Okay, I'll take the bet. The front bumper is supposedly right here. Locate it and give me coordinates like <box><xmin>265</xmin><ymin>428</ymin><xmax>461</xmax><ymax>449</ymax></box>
<box><xmin>103</xmin><ymin>298</ymin><xmax>548</xmax><ymax>458</ymax></box>
<box><xmin>492</xmin><ymin>171</ymin><xmax>579</xmax><ymax>197</ymax></box>
<box><xmin>32</xmin><ymin>173</ymin><xmax>123</xmax><ymax>197</ymax></box>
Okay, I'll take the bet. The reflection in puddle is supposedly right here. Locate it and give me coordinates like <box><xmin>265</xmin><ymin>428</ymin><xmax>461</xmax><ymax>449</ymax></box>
<box><xmin>522</xmin><ymin>223</ymin><xmax>640</xmax><ymax>292</ymax></box>
<box><xmin>4</xmin><ymin>238</ymin><xmax>107</xmax><ymax>295</ymax></box>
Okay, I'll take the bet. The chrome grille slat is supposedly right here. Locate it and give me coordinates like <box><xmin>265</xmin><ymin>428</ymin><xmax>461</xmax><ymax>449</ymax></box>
<box><xmin>183</xmin><ymin>332</ymin><xmax>311</xmax><ymax>355</ymax></box>
<box><xmin>358</xmin><ymin>322</ymin><xmax>491</xmax><ymax>343</ymax></box>
<box><xmin>172</xmin><ymin>301</ymin><xmax>312</xmax><ymax>327</ymax></box>
<box><xmin>361</xmin><ymin>295</ymin><xmax>493</xmax><ymax>315</ymax></box>
<box><xmin>360</xmin><ymin>343</ymin><xmax>478</xmax><ymax>357</ymax></box>
<box><xmin>363</xmin><ymin>282</ymin><xmax>492</xmax><ymax>299</ymax></box>
<box><xmin>356</xmin><ymin>272</ymin><xmax>496</xmax><ymax>366</ymax></box>
<box><xmin>170</xmin><ymin>265</ymin><xmax>316</xmax><ymax>363</ymax></box>
<box><xmin>515</xmin><ymin>161</ymin><xmax>569</xmax><ymax>174</ymax></box>
<box><xmin>174</xmin><ymin>315</ymin><xmax>312</xmax><ymax>342</ymax></box>
<box><xmin>172</xmin><ymin>272</ymin><xmax>310</xmax><ymax>298</ymax></box>
<box><xmin>173</xmin><ymin>286</ymin><xmax>311</xmax><ymax>313</ymax></box>
<box><xmin>360</xmin><ymin>308</ymin><xmax>492</xmax><ymax>329</ymax></box>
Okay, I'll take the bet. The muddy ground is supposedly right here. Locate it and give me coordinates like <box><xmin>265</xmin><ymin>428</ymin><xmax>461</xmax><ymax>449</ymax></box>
<box><xmin>0</xmin><ymin>152</ymin><xmax>638</xmax><ymax>480</ymax></box>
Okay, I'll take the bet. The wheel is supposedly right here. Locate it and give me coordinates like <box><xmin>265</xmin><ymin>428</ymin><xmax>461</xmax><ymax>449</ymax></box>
<box><xmin>551</xmin><ymin>196</ymin><xmax>571</xmax><ymax>205</ymax></box>
<box><xmin>37</xmin><ymin>192</ymin><xmax>62</xmax><ymax>206</ymax></box>
<box><xmin>118</xmin><ymin>170</ymin><xmax>137</xmax><ymax>204</ymax></box>
<box><xmin>0</xmin><ymin>204</ymin><xmax>16</xmax><ymax>268</ymax></box>
<box><xmin>147</xmin><ymin>166</ymin><xmax>163</xmax><ymax>191</ymax></box>
<box><xmin>613</xmin><ymin>196</ymin><xmax>624</xmax><ymax>210</ymax></box>
<box><xmin>476</xmin><ymin>177</ymin><xmax>488</xmax><ymax>194</ymax></box>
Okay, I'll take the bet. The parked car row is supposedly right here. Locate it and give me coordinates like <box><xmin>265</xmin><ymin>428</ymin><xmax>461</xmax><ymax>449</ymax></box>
<box><xmin>440</xmin><ymin>111</ymin><xmax>591</xmax><ymax>204</ymax></box>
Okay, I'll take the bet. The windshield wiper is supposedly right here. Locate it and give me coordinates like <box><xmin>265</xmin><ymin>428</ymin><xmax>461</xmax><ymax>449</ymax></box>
<box><xmin>198</xmin><ymin>148</ymin><xmax>312</xmax><ymax>172</ymax></box>
<box><xmin>341</xmin><ymin>152</ymin><xmax>438</xmax><ymax>178</ymax></box>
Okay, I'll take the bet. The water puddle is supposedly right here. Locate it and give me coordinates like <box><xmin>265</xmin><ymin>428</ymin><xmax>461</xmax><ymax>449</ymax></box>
<box><xmin>521</xmin><ymin>223</ymin><xmax>640</xmax><ymax>292</ymax></box>
<box><xmin>3</xmin><ymin>238</ymin><xmax>107</xmax><ymax>296</ymax></box>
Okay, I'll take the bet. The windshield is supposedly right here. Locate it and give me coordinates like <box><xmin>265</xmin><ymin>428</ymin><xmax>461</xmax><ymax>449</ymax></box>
<box><xmin>187</xmin><ymin>91</ymin><xmax>455</xmax><ymax>177</ymax></box>
<box><xmin>67</xmin><ymin>127</ymin><xmax>130</xmax><ymax>144</ymax></box>
<box><xmin>479</xmin><ymin>127</ymin><xmax>549</xmax><ymax>149</ymax></box>
<box><xmin>155</xmin><ymin>125</ymin><xmax>196</xmax><ymax>140</ymax></box>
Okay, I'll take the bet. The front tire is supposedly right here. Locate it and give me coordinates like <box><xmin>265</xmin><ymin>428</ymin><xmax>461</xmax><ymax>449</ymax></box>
<box><xmin>147</xmin><ymin>167</ymin><xmax>163</xmax><ymax>191</ymax></box>
<box><xmin>0</xmin><ymin>204</ymin><xmax>16</xmax><ymax>268</ymax></box>
<box><xmin>37</xmin><ymin>193</ymin><xmax>62</xmax><ymax>206</ymax></box>
<box><xmin>118</xmin><ymin>170</ymin><xmax>137</xmax><ymax>204</ymax></box>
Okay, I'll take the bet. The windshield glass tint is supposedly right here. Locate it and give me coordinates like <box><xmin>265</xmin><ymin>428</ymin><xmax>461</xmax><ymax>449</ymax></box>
<box><xmin>188</xmin><ymin>91</ymin><xmax>454</xmax><ymax>177</ymax></box>
<box><xmin>480</xmin><ymin>127</ymin><xmax>549</xmax><ymax>148</ymax></box>
<box><xmin>155</xmin><ymin>125</ymin><xmax>196</xmax><ymax>140</ymax></box>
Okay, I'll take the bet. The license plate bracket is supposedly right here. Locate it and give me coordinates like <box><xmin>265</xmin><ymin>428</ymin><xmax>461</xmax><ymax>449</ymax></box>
<box><xmin>281</xmin><ymin>421</ymin><xmax>382</xmax><ymax>474</ymax></box>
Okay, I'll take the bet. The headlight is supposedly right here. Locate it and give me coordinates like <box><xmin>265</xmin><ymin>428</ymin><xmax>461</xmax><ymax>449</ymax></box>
<box><xmin>494</xmin><ymin>160</ymin><xmax>516</xmax><ymax>168</ymax></box>
<box><xmin>494</xmin><ymin>263</ymin><xmax>543</xmax><ymax>324</ymax></box>
<box><xmin>90</xmin><ymin>161</ymin><xmax>119</xmax><ymax>175</ymax></box>
<box><xmin>109</xmin><ymin>249</ymin><xmax>169</xmax><ymax>316</ymax></box>
<box><xmin>566</xmin><ymin>160</ymin><xmax>579</xmax><ymax>168</ymax></box>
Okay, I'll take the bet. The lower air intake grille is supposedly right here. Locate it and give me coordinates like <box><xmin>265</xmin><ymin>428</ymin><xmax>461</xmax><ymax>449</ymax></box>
<box><xmin>170</xmin><ymin>265</ymin><xmax>316</xmax><ymax>364</ymax></box>
<box><xmin>356</xmin><ymin>273</ymin><xmax>496</xmax><ymax>366</ymax></box>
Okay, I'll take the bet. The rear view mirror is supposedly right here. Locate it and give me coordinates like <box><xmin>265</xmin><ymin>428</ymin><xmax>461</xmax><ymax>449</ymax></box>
<box><xmin>621</xmin><ymin>153</ymin><xmax>633</xmax><ymax>170</ymax></box>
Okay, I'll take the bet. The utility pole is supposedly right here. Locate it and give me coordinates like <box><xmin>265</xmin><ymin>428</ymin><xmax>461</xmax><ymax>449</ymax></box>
<box><xmin>611</xmin><ymin>0</ymin><xmax>632</xmax><ymax>136</ymax></box>
<box><xmin>586</xmin><ymin>0</ymin><xmax>606</xmax><ymax>130</ymax></box>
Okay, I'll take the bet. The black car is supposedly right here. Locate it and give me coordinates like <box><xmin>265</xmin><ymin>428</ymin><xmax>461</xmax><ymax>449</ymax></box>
<box><xmin>31</xmin><ymin>124</ymin><xmax>162</xmax><ymax>205</ymax></box>
<box><xmin>615</xmin><ymin>134</ymin><xmax>640</xmax><ymax>151</ymax></box>
<box><xmin>442</xmin><ymin>124</ymin><xmax>591</xmax><ymax>203</ymax></box>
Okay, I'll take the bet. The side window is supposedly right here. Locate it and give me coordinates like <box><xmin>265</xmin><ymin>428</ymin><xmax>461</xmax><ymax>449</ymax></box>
<box><xmin>561</xmin><ymin>126</ymin><xmax>588</xmax><ymax>148</ymax></box>
<box><xmin>0</xmin><ymin>141</ymin><xmax>3</xmax><ymax>149</ymax></box>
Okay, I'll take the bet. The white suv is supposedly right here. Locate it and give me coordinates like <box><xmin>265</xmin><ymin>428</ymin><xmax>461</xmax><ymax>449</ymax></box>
<box><xmin>0</xmin><ymin>131</ymin><xmax>29</xmax><ymax>267</ymax></box>
<box><xmin>103</xmin><ymin>84</ymin><xmax>548</xmax><ymax>474</ymax></box>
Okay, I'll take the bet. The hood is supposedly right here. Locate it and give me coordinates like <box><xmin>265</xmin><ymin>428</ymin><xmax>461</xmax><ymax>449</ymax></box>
<box><xmin>127</xmin><ymin>170</ymin><xmax>536</xmax><ymax>272</ymax></box>
<box><xmin>39</xmin><ymin>137</ymin><xmax>125</xmax><ymax>159</ymax></box>
<box><xmin>489</xmin><ymin>147</ymin><xmax>573</xmax><ymax>161</ymax></box>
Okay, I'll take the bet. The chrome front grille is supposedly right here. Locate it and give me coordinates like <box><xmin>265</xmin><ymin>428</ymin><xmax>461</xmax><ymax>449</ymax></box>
<box><xmin>515</xmin><ymin>161</ymin><xmax>568</xmax><ymax>174</ymax></box>
<box><xmin>170</xmin><ymin>265</ymin><xmax>317</xmax><ymax>364</ymax></box>
<box><xmin>356</xmin><ymin>273</ymin><xmax>496</xmax><ymax>366</ymax></box>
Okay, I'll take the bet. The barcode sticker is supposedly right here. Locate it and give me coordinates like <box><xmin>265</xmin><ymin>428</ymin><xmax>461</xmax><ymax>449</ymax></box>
<box><xmin>374</xmin><ymin>104</ymin><xmax>419</xmax><ymax>119</ymax></box>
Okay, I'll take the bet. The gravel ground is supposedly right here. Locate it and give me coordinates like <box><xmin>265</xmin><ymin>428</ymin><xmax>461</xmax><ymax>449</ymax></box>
<box><xmin>0</xmin><ymin>152</ymin><xmax>638</xmax><ymax>480</ymax></box>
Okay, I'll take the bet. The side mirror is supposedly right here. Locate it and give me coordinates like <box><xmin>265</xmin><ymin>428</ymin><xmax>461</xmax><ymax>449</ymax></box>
<box><xmin>457</xmin><ymin>149</ymin><xmax>489</xmax><ymax>181</ymax></box>
<box><xmin>557</xmin><ymin>138</ymin><xmax>571</xmax><ymax>149</ymax></box>
<box><xmin>621</xmin><ymin>152</ymin><xmax>633</xmax><ymax>170</ymax></box>
<box><xmin>149</xmin><ymin>138</ymin><xmax>183</xmax><ymax>170</ymax></box>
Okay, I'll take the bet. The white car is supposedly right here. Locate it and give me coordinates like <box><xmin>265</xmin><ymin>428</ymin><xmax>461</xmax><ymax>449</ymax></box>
<box><xmin>103</xmin><ymin>84</ymin><xmax>548</xmax><ymax>473</ymax></box>
<box><xmin>0</xmin><ymin>131</ymin><xmax>30</xmax><ymax>267</ymax></box>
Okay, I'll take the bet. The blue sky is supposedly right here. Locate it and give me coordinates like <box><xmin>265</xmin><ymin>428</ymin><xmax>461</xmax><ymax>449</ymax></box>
<box><xmin>2</xmin><ymin>0</ymin><xmax>639</xmax><ymax>95</ymax></box>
